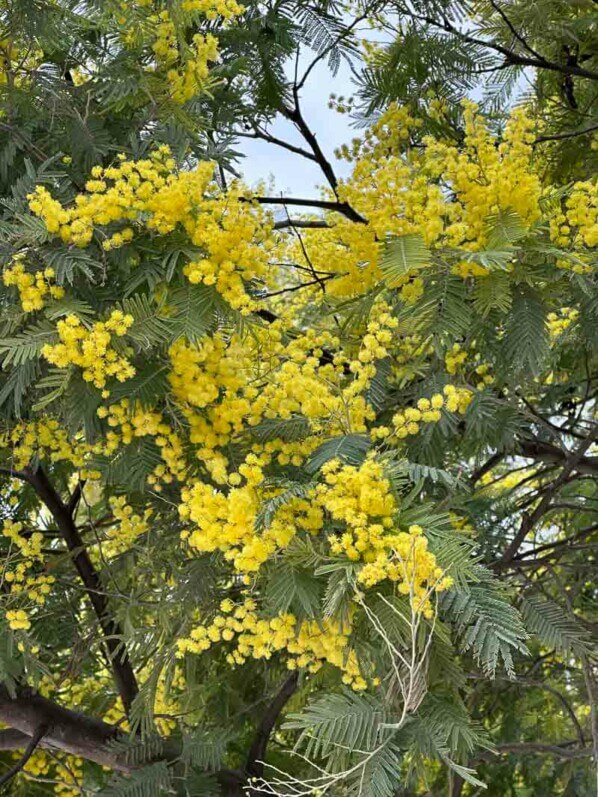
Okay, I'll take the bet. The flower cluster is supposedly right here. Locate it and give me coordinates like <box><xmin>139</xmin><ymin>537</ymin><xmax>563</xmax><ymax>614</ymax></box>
<box><xmin>358</xmin><ymin>525</ymin><xmax>453</xmax><ymax>616</ymax></box>
<box><xmin>445</xmin><ymin>343</ymin><xmax>468</xmax><ymax>374</ymax></box>
<box><xmin>390</xmin><ymin>386</ymin><xmax>471</xmax><ymax>440</ymax></box>
<box><xmin>29</xmin><ymin>149</ymin><xmax>272</xmax><ymax>313</ymax></box>
<box><xmin>182</xmin><ymin>0</ymin><xmax>245</xmax><ymax>18</ymax></box>
<box><xmin>41</xmin><ymin>311</ymin><xmax>135</xmax><ymax>390</ymax></box>
<box><xmin>6</xmin><ymin>609</ymin><xmax>31</xmax><ymax>631</ymax></box>
<box><xmin>1</xmin><ymin>419</ymin><xmax>100</xmax><ymax>473</ymax></box>
<box><xmin>2</xmin><ymin>519</ymin><xmax>55</xmax><ymax>632</ymax></box>
<box><xmin>310</xmin><ymin>102</ymin><xmax>543</xmax><ymax>300</ymax></box>
<box><xmin>103</xmin><ymin>496</ymin><xmax>153</xmax><ymax>557</ymax></box>
<box><xmin>97</xmin><ymin>399</ymin><xmax>187</xmax><ymax>486</ymax></box>
<box><xmin>2</xmin><ymin>260</ymin><xmax>64</xmax><ymax>312</ymax></box>
<box><xmin>550</xmin><ymin>180</ymin><xmax>597</xmax><ymax>250</ymax></box>
<box><xmin>165</xmin><ymin>33</ymin><xmax>219</xmax><ymax>104</ymax></box>
<box><xmin>177</xmin><ymin>597</ymin><xmax>367</xmax><ymax>689</ymax></box>
<box><xmin>547</xmin><ymin>307</ymin><xmax>579</xmax><ymax>339</ymax></box>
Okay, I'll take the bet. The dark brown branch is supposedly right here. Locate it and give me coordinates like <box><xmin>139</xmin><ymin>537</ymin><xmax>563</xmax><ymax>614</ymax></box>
<box><xmin>511</xmin><ymin>522</ymin><xmax>598</xmax><ymax>561</ymax></box>
<box><xmin>471</xmin><ymin>451</ymin><xmax>504</xmax><ymax>484</ymax></box>
<box><xmin>487</xmin><ymin>0</ymin><xmax>545</xmax><ymax>63</ymax></box>
<box><xmin>408</xmin><ymin>9</ymin><xmax>598</xmax><ymax>81</ymax></box>
<box><xmin>0</xmin><ymin>723</ymin><xmax>48</xmax><ymax>787</ymax></box>
<box><xmin>0</xmin><ymin>730</ymin><xmax>32</xmax><ymax>750</ymax></box>
<box><xmin>500</xmin><ymin>433</ymin><xmax>597</xmax><ymax>564</ymax></box>
<box><xmin>263</xmin><ymin>275</ymin><xmax>336</xmax><ymax>297</ymax></box>
<box><xmin>245</xmin><ymin>672</ymin><xmax>299</xmax><ymax>779</ymax></box>
<box><xmin>474</xmin><ymin>741</ymin><xmax>593</xmax><ymax>761</ymax></box>
<box><xmin>279</xmin><ymin>101</ymin><xmax>340</xmax><ymax>195</ymax></box>
<box><xmin>23</xmin><ymin>465</ymin><xmax>139</xmax><ymax>716</ymax></box>
<box><xmin>517</xmin><ymin>438</ymin><xmax>598</xmax><ymax>475</ymax></box>
<box><xmin>0</xmin><ymin>467</ymin><xmax>28</xmax><ymax>480</ymax></box>
<box><xmin>248</xmin><ymin>196</ymin><xmax>366</xmax><ymax>224</ymax></box>
<box><xmin>0</xmin><ymin>685</ymin><xmax>132</xmax><ymax>771</ymax></box>
<box><xmin>67</xmin><ymin>480</ymin><xmax>85</xmax><ymax>517</ymax></box>
<box><xmin>296</xmin><ymin>11</ymin><xmax>367</xmax><ymax>91</ymax></box>
<box><xmin>273</xmin><ymin>218</ymin><xmax>330</xmax><ymax>230</ymax></box>
<box><xmin>0</xmin><ymin>687</ymin><xmax>249</xmax><ymax>794</ymax></box>
<box><xmin>276</xmin><ymin>87</ymin><xmax>367</xmax><ymax>225</ymax></box>
<box><xmin>534</xmin><ymin>123</ymin><xmax>598</xmax><ymax>143</ymax></box>
<box><xmin>282</xmin><ymin>204</ymin><xmax>329</xmax><ymax>293</ymax></box>
<box><xmin>236</xmin><ymin>129</ymin><xmax>317</xmax><ymax>162</ymax></box>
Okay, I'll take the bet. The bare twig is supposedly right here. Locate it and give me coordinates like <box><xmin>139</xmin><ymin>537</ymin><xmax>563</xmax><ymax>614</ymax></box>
<box><xmin>534</xmin><ymin>123</ymin><xmax>598</xmax><ymax>144</ymax></box>
<box><xmin>405</xmin><ymin>8</ymin><xmax>598</xmax><ymax>81</ymax></box>
<box><xmin>274</xmin><ymin>218</ymin><xmax>330</xmax><ymax>231</ymax></box>
<box><xmin>0</xmin><ymin>724</ymin><xmax>48</xmax><ymax>787</ymax></box>
<box><xmin>500</xmin><ymin>432</ymin><xmax>598</xmax><ymax>564</ymax></box>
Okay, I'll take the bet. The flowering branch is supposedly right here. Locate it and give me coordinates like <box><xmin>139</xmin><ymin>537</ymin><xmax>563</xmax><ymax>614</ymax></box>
<box><xmin>22</xmin><ymin>465</ymin><xmax>139</xmax><ymax>716</ymax></box>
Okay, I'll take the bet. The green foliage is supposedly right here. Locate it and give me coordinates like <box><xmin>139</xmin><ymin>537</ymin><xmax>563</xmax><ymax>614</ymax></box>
<box><xmin>380</xmin><ymin>234</ymin><xmax>431</xmax><ymax>287</ymax></box>
<box><xmin>284</xmin><ymin>690</ymin><xmax>389</xmax><ymax>759</ymax></box>
<box><xmin>306</xmin><ymin>434</ymin><xmax>372</xmax><ymax>473</ymax></box>
<box><xmin>98</xmin><ymin>763</ymin><xmax>172</xmax><ymax>797</ymax></box>
<box><xmin>521</xmin><ymin>594</ymin><xmax>591</xmax><ymax>655</ymax></box>
<box><xmin>441</xmin><ymin>571</ymin><xmax>529</xmax><ymax>677</ymax></box>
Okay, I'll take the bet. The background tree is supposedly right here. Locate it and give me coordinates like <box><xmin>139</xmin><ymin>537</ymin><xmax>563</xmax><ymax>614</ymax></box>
<box><xmin>0</xmin><ymin>1</ymin><xmax>596</xmax><ymax>796</ymax></box>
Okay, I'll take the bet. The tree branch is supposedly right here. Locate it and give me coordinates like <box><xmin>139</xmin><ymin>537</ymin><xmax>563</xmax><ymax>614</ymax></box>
<box><xmin>408</xmin><ymin>9</ymin><xmax>598</xmax><ymax>81</ymax></box>
<box><xmin>502</xmin><ymin>522</ymin><xmax>598</xmax><ymax>569</ymax></box>
<box><xmin>517</xmin><ymin>438</ymin><xmax>598</xmax><ymax>474</ymax></box>
<box><xmin>67</xmin><ymin>480</ymin><xmax>85</xmax><ymax>517</ymax></box>
<box><xmin>296</xmin><ymin>11</ymin><xmax>366</xmax><ymax>91</ymax></box>
<box><xmin>476</xmin><ymin>741</ymin><xmax>593</xmax><ymax>761</ymax></box>
<box><xmin>236</xmin><ymin>129</ymin><xmax>318</xmax><ymax>162</ymax></box>
<box><xmin>501</xmin><ymin>433</ymin><xmax>598</xmax><ymax>564</ymax></box>
<box><xmin>248</xmin><ymin>195</ymin><xmax>366</xmax><ymax>224</ymax></box>
<box><xmin>0</xmin><ymin>467</ymin><xmax>28</xmax><ymax>480</ymax></box>
<box><xmin>22</xmin><ymin>465</ymin><xmax>139</xmax><ymax>716</ymax></box>
<box><xmin>0</xmin><ymin>685</ymin><xmax>131</xmax><ymax>771</ymax></box>
<box><xmin>0</xmin><ymin>730</ymin><xmax>32</xmax><ymax>750</ymax></box>
<box><xmin>245</xmin><ymin>671</ymin><xmax>299</xmax><ymax>779</ymax></box>
<box><xmin>487</xmin><ymin>0</ymin><xmax>545</xmax><ymax>63</ymax></box>
<box><xmin>273</xmin><ymin>218</ymin><xmax>330</xmax><ymax>230</ymax></box>
<box><xmin>0</xmin><ymin>723</ymin><xmax>48</xmax><ymax>787</ymax></box>
<box><xmin>534</xmin><ymin>123</ymin><xmax>598</xmax><ymax>143</ymax></box>
<box><xmin>471</xmin><ymin>451</ymin><xmax>504</xmax><ymax>484</ymax></box>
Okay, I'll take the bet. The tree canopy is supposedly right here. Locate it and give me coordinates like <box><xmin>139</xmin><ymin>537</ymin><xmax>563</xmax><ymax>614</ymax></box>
<box><xmin>0</xmin><ymin>1</ymin><xmax>596</xmax><ymax>795</ymax></box>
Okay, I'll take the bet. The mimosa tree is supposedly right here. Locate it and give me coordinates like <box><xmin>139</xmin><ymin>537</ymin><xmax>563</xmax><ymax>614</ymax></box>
<box><xmin>0</xmin><ymin>1</ymin><xmax>596</xmax><ymax>795</ymax></box>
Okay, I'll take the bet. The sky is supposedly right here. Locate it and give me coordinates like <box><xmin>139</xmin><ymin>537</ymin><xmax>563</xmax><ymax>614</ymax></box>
<box><xmin>234</xmin><ymin>43</ymin><xmax>366</xmax><ymax>195</ymax></box>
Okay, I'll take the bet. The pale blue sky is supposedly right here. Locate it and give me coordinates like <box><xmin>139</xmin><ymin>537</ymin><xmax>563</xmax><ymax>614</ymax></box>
<box><xmin>236</xmin><ymin>45</ymin><xmax>365</xmax><ymax>194</ymax></box>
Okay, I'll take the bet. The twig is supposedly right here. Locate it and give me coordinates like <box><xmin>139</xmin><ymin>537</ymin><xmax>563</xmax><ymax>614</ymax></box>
<box><xmin>263</xmin><ymin>275</ymin><xmax>335</xmax><ymax>297</ymax></box>
<box><xmin>237</xmin><ymin>129</ymin><xmax>317</xmax><ymax>162</ymax></box>
<box><xmin>0</xmin><ymin>724</ymin><xmax>48</xmax><ymax>787</ymax></box>
<box><xmin>487</xmin><ymin>0</ymin><xmax>545</xmax><ymax>62</ymax></box>
<box><xmin>534</xmin><ymin>123</ymin><xmax>598</xmax><ymax>143</ymax></box>
<box><xmin>405</xmin><ymin>8</ymin><xmax>598</xmax><ymax>81</ymax></box>
<box><xmin>296</xmin><ymin>11</ymin><xmax>367</xmax><ymax>91</ymax></box>
<box><xmin>67</xmin><ymin>480</ymin><xmax>85</xmax><ymax>517</ymax></box>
